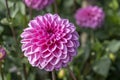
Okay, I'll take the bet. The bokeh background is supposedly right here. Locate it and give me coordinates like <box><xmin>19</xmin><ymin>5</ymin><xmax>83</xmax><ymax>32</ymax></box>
<box><xmin>0</xmin><ymin>0</ymin><xmax>120</xmax><ymax>80</ymax></box>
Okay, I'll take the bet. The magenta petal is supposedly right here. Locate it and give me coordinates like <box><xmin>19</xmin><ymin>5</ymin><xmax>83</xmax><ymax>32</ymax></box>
<box><xmin>24</xmin><ymin>47</ymin><xmax>32</xmax><ymax>56</ymax></box>
<box><xmin>40</xmin><ymin>45</ymin><xmax>48</xmax><ymax>53</ymax></box>
<box><xmin>21</xmin><ymin>39</ymin><xmax>30</xmax><ymax>43</ymax></box>
<box><xmin>69</xmin><ymin>51</ymin><xmax>77</xmax><ymax>56</ymax></box>
<box><xmin>53</xmin><ymin>49</ymin><xmax>62</xmax><ymax>57</ymax></box>
<box><xmin>74</xmin><ymin>40</ymin><xmax>80</xmax><ymax>47</ymax></box>
<box><xmin>45</xmin><ymin>63</ymin><xmax>54</xmax><ymax>71</ymax></box>
<box><xmin>65</xmin><ymin>34</ymin><xmax>72</xmax><ymax>40</ymax></box>
<box><xmin>62</xmin><ymin>56</ymin><xmax>70</xmax><ymax>63</ymax></box>
<box><xmin>48</xmin><ymin>44</ymin><xmax>57</xmax><ymax>52</ymax></box>
<box><xmin>60</xmin><ymin>38</ymin><xmax>67</xmax><ymax>43</ymax></box>
<box><xmin>55</xmin><ymin>61</ymin><xmax>62</xmax><ymax>69</ymax></box>
<box><xmin>62</xmin><ymin>45</ymin><xmax>67</xmax><ymax>54</ymax></box>
<box><xmin>60</xmin><ymin>54</ymin><xmax>67</xmax><ymax>59</ymax></box>
<box><xmin>38</xmin><ymin>57</ymin><xmax>48</xmax><ymax>68</ymax></box>
<box><xmin>63</xmin><ymin>28</ymin><xmax>71</xmax><ymax>33</ymax></box>
<box><xmin>56</xmin><ymin>42</ymin><xmax>64</xmax><ymax>49</ymax></box>
<box><xmin>68</xmin><ymin>47</ymin><xmax>75</xmax><ymax>52</ymax></box>
<box><xmin>45</xmin><ymin>54</ymin><xmax>54</xmax><ymax>62</ymax></box>
<box><xmin>72</xmin><ymin>34</ymin><xmax>79</xmax><ymax>40</ymax></box>
<box><xmin>41</xmin><ymin>51</ymin><xmax>51</xmax><ymax>58</ymax></box>
<box><xmin>50</xmin><ymin>57</ymin><xmax>60</xmax><ymax>65</ymax></box>
<box><xmin>67</xmin><ymin>40</ymin><xmax>74</xmax><ymax>47</ymax></box>
<box><xmin>30</xmin><ymin>20</ymin><xmax>39</xmax><ymax>28</ymax></box>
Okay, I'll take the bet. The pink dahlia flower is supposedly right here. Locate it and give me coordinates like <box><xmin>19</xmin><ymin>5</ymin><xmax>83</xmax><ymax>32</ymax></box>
<box><xmin>0</xmin><ymin>47</ymin><xmax>6</xmax><ymax>61</ymax></box>
<box><xmin>21</xmin><ymin>13</ymin><xmax>80</xmax><ymax>71</ymax></box>
<box><xmin>24</xmin><ymin>0</ymin><xmax>54</xmax><ymax>10</ymax></box>
<box><xmin>75</xmin><ymin>6</ymin><xmax>105</xmax><ymax>29</ymax></box>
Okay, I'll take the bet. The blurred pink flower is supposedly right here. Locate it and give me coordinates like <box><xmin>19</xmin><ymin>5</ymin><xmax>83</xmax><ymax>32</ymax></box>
<box><xmin>75</xmin><ymin>6</ymin><xmax>105</xmax><ymax>29</ymax></box>
<box><xmin>21</xmin><ymin>13</ymin><xmax>80</xmax><ymax>71</ymax></box>
<box><xmin>24</xmin><ymin>0</ymin><xmax>54</xmax><ymax>10</ymax></box>
<box><xmin>0</xmin><ymin>47</ymin><xmax>6</xmax><ymax>61</ymax></box>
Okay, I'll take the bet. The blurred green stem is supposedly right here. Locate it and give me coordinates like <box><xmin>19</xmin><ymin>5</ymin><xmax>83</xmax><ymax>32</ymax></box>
<box><xmin>5</xmin><ymin>0</ymin><xmax>17</xmax><ymax>42</ymax></box>
<box><xmin>53</xmin><ymin>0</ymin><xmax>58</xmax><ymax>13</ymax></box>
<box><xmin>5</xmin><ymin>0</ymin><xmax>20</xmax><ymax>52</ymax></box>
<box><xmin>67</xmin><ymin>66</ymin><xmax>77</xmax><ymax>80</ymax></box>
<box><xmin>10</xmin><ymin>25</ymin><xmax>17</xmax><ymax>42</ymax></box>
<box><xmin>0</xmin><ymin>62</ymin><xmax>4</xmax><ymax>80</ymax></box>
<box><xmin>23</xmin><ymin>63</ymin><xmax>28</xmax><ymax>80</ymax></box>
<box><xmin>73</xmin><ymin>0</ymin><xmax>78</xmax><ymax>9</ymax></box>
<box><xmin>81</xmin><ymin>30</ymin><xmax>95</xmax><ymax>77</ymax></box>
<box><xmin>29</xmin><ymin>7</ymin><xmax>32</xmax><ymax>19</ymax></box>
<box><xmin>29</xmin><ymin>0</ymin><xmax>33</xmax><ymax>19</ymax></box>
<box><xmin>52</xmin><ymin>71</ymin><xmax>56</xmax><ymax>80</ymax></box>
<box><xmin>5</xmin><ymin>0</ymin><xmax>11</xmax><ymax>19</ymax></box>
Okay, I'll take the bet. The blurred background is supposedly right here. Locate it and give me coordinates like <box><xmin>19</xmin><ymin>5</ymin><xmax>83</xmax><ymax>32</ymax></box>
<box><xmin>0</xmin><ymin>0</ymin><xmax>120</xmax><ymax>80</ymax></box>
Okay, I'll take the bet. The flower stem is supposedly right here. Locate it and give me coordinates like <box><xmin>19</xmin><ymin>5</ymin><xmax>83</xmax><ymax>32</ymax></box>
<box><xmin>5</xmin><ymin>0</ymin><xmax>11</xmax><ymax>19</ymax></box>
<box><xmin>53</xmin><ymin>0</ymin><xmax>58</xmax><ymax>13</ymax></box>
<box><xmin>29</xmin><ymin>0</ymin><xmax>33</xmax><ymax>19</ymax></box>
<box><xmin>29</xmin><ymin>7</ymin><xmax>32</xmax><ymax>19</ymax></box>
<box><xmin>67</xmin><ymin>66</ymin><xmax>77</xmax><ymax>80</ymax></box>
<box><xmin>5</xmin><ymin>0</ymin><xmax>17</xmax><ymax>42</ymax></box>
<box><xmin>5</xmin><ymin>0</ymin><xmax>20</xmax><ymax>51</ymax></box>
<box><xmin>52</xmin><ymin>71</ymin><xmax>56</xmax><ymax>80</ymax></box>
<box><xmin>0</xmin><ymin>62</ymin><xmax>4</xmax><ymax>80</ymax></box>
<box><xmin>23</xmin><ymin>63</ymin><xmax>28</xmax><ymax>80</ymax></box>
<box><xmin>10</xmin><ymin>25</ymin><xmax>17</xmax><ymax>42</ymax></box>
<box><xmin>73</xmin><ymin>0</ymin><xmax>77</xmax><ymax>8</ymax></box>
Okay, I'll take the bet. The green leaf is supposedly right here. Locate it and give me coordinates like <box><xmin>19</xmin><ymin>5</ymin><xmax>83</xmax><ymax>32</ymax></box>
<box><xmin>93</xmin><ymin>56</ymin><xmax>111</xmax><ymax>77</ymax></box>
<box><xmin>109</xmin><ymin>0</ymin><xmax>119</xmax><ymax>10</ymax></box>
<box><xmin>0</xmin><ymin>18</ymin><xmax>11</xmax><ymax>25</ymax></box>
<box><xmin>6</xmin><ymin>73</ymin><xmax>11</xmax><ymax>80</ymax></box>
<box><xmin>107</xmin><ymin>40</ymin><xmax>120</xmax><ymax>53</ymax></box>
<box><xmin>11</xmin><ymin>1</ymin><xmax>26</xmax><ymax>18</ymax></box>
<box><xmin>0</xmin><ymin>25</ymin><xmax>4</xmax><ymax>34</ymax></box>
<box><xmin>17</xmin><ymin>2</ymin><xmax>26</xmax><ymax>15</ymax></box>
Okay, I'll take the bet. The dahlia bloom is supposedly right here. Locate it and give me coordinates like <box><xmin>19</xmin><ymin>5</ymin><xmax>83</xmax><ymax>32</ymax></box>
<box><xmin>0</xmin><ymin>47</ymin><xmax>6</xmax><ymax>61</ymax></box>
<box><xmin>24</xmin><ymin>0</ymin><xmax>54</xmax><ymax>10</ymax></box>
<box><xmin>21</xmin><ymin>13</ymin><xmax>79</xmax><ymax>71</ymax></box>
<box><xmin>75</xmin><ymin>6</ymin><xmax>105</xmax><ymax>29</ymax></box>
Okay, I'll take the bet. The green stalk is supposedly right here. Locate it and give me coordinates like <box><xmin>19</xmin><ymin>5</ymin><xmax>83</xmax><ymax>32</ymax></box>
<box><xmin>53</xmin><ymin>0</ymin><xmax>58</xmax><ymax>13</ymax></box>
<box><xmin>67</xmin><ymin>66</ymin><xmax>77</xmax><ymax>80</ymax></box>
<box><xmin>52</xmin><ymin>71</ymin><xmax>56</xmax><ymax>80</ymax></box>
<box><xmin>5</xmin><ymin>0</ymin><xmax>11</xmax><ymax>19</ymax></box>
<box><xmin>0</xmin><ymin>62</ymin><xmax>4</xmax><ymax>80</ymax></box>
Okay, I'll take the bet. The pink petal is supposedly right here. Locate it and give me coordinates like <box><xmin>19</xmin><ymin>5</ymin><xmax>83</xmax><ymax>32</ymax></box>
<box><xmin>45</xmin><ymin>63</ymin><xmax>54</xmax><ymax>71</ymax></box>
<box><xmin>40</xmin><ymin>44</ymin><xmax>48</xmax><ymax>53</ymax></box>
<box><xmin>56</xmin><ymin>42</ymin><xmax>64</xmax><ymax>50</ymax></box>
<box><xmin>50</xmin><ymin>57</ymin><xmax>60</xmax><ymax>65</ymax></box>
<box><xmin>53</xmin><ymin>48</ymin><xmax>62</xmax><ymax>57</ymax></box>
<box><xmin>41</xmin><ymin>50</ymin><xmax>51</xmax><ymax>58</ymax></box>
<box><xmin>48</xmin><ymin>44</ymin><xmax>57</xmax><ymax>52</ymax></box>
<box><xmin>67</xmin><ymin>40</ymin><xmax>74</xmax><ymax>47</ymax></box>
<box><xmin>65</xmin><ymin>34</ymin><xmax>72</xmax><ymax>40</ymax></box>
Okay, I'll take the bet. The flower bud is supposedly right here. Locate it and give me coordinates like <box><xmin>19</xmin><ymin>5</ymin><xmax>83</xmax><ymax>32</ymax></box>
<box><xmin>0</xmin><ymin>47</ymin><xmax>6</xmax><ymax>61</ymax></box>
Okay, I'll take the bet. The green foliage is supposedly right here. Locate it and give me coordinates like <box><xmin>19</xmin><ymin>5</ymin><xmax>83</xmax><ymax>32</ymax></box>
<box><xmin>0</xmin><ymin>0</ymin><xmax>120</xmax><ymax>80</ymax></box>
<box><xmin>93</xmin><ymin>56</ymin><xmax>111</xmax><ymax>77</ymax></box>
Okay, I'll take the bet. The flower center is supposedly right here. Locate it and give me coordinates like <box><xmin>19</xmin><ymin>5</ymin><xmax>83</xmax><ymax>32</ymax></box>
<box><xmin>47</xmin><ymin>29</ymin><xmax>54</xmax><ymax>36</ymax></box>
<box><xmin>0</xmin><ymin>52</ymin><xmax>3</xmax><ymax>58</ymax></box>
